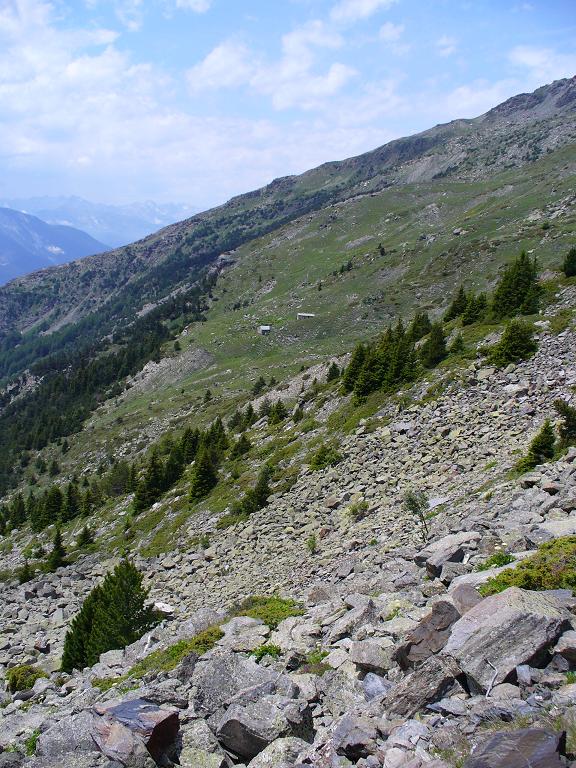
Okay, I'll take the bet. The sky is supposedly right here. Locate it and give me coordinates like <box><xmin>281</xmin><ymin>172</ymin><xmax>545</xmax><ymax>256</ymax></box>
<box><xmin>0</xmin><ymin>0</ymin><xmax>575</xmax><ymax>209</ymax></box>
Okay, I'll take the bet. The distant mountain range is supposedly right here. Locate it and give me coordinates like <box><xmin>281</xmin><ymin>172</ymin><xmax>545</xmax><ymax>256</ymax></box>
<box><xmin>0</xmin><ymin>196</ymin><xmax>198</xmax><ymax>249</ymax></box>
<box><xmin>0</xmin><ymin>207</ymin><xmax>108</xmax><ymax>285</ymax></box>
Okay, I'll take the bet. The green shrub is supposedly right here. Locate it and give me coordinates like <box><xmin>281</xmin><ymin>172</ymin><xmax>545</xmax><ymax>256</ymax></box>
<box><xmin>306</xmin><ymin>534</ymin><xmax>317</xmax><ymax>554</ymax></box>
<box><xmin>479</xmin><ymin>536</ymin><xmax>576</xmax><ymax>596</ymax></box>
<box><xmin>252</xmin><ymin>644</ymin><xmax>282</xmax><ymax>663</ymax></box>
<box><xmin>24</xmin><ymin>730</ymin><xmax>40</xmax><ymax>757</ymax></box>
<box><xmin>299</xmin><ymin>648</ymin><xmax>330</xmax><ymax>676</ymax></box>
<box><xmin>128</xmin><ymin>626</ymin><xmax>224</xmax><ymax>677</ymax></box>
<box><xmin>233</xmin><ymin>595</ymin><xmax>304</xmax><ymax>629</ymax></box>
<box><xmin>516</xmin><ymin>419</ymin><xmax>556</xmax><ymax>472</ymax></box>
<box><xmin>347</xmin><ymin>500</ymin><xmax>369</xmax><ymax>521</ymax></box>
<box><xmin>476</xmin><ymin>552</ymin><xmax>515</xmax><ymax>571</ymax></box>
<box><xmin>6</xmin><ymin>665</ymin><xmax>48</xmax><ymax>693</ymax></box>
<box><xmin>488</xmin><ymin>320</ymin><xmax>537</xmax><ymax>367</ymax></box>
<box><xmin>309</xmin><ymin>443</ymin><xmax>342</xmax><ymax>470</ymax></box>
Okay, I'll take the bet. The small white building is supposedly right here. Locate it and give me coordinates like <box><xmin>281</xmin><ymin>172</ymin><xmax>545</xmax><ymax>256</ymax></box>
<box><xmin>258</xmin><ymin>325</ymin><xmax>272</xmax><ymax>335</ymax></box>
<box><xmin>297</xmin><ymin>312</ymin><xmax>316</xmax><ymax>320</ymax></box>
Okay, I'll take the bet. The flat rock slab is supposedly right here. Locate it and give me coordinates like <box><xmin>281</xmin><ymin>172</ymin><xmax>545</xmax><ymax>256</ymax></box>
<box><xmin>464</xmin><ymin>728</ymin><xmax>566</xmax><ymax>768</ymax></box>
<box><xmin>444</xmin><ymin>587</ymin><xmax>572</xmax><ymax>692</ymax></box>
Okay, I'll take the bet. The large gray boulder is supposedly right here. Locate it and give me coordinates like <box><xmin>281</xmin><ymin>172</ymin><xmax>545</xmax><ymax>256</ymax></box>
<box><xmin>247</xmin><ymin>736</ymin><xmax>309</xmax><ymax>767</ymax></box>
<box><xmin>179</xmin><ymin>719</ymin><xmax>227</xmax><ymax>768</ymax></box>
<box><xmin>384</xmin><ymin>655</ymin><xmax>463</xmax><ymax>718</ymax></box>
<box><xmin>463</xmin><ymin>728</ymin><xmax>566</xmax><ymax>767</ymax></box>
<box><xmin>216</xmin><ymin>695</ymin><xmax>313</xmax><ymax>761</ymax></box>
<box><xmin>444</xmin><ymin>587</ymin><xmax>572</xmax><ymax>692</ymax></box>
<box><xmin>35</xmin><ymin>711</ymin><xmax>97</xmax><ymax>757</ymax></box>
<box><xmin>348</xmin><ymin>638</ymin><xmax>395</xmax><ymax>673</ymax></box>
<box><xmin>415</xmin><ymin>532</ymin><xmax>481</xmax><ymax>577</ymax></box>
<box><xmin>191</xmin><ymin>653</ymin><xmax>297</xmax><ymax>717</ymax></box>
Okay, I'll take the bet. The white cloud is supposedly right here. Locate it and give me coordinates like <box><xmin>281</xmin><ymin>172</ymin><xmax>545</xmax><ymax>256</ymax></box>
<box><xmin>509</xmin><ymin>45</ymin><xmax>576</xmax><ymax>84</ymax></box>
<box><xmin>113</xmin><ymin>0</ymin><xmax>144</xmax><ymax>31</ymax></box>
<box><xmin>330</xmin><ymin>0</ymin><xmax>398</xmax><ymax>24</ymax></box>
<box><xmin>175</xmin><ymin>0</ymin><xmax>212</xmax><ymax>11</ymax></box>
<box><xmin>187</xmin><ymin>20</ymin><xmax>356</xmax><ymax>110</ymax></box>
<box><xmin>379</xmin><ymin>21</ymin><xmax>403</xmax><ymax>42</ymax></box>
<box><xmin>435</xmin><ymin>35</ymin><xmax>457</xmax><ymax>57</ymax></box>
<box><xmin>187</xmin><ymin>41</ymin><xmax>254</xmax><ymax>91</ymax></box>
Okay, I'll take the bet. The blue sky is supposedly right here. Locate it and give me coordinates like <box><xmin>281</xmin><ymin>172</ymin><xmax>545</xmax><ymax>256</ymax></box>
<box><xmin>0</xmin><ymin>0</ymin><xmax>574</xmax><ymax>208</ymax></box>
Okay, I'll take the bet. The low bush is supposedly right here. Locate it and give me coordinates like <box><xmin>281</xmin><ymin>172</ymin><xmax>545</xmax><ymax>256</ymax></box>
<box><xmin>233</xmin><ymin>595</ymin><xmax>304</xmax><ymax>629</ymax></box>
<box><xmin>6</xmin><ymin>665</ymin><xmax>48</xmax><ymax>693</ymax></box>
<box><xmin>476</xmin><ymin>552</ymin><xmax>515</xmax><ymax>571</ymax></box>
<box><xmin>127</xmin><ymin>626</ymin><xmax>224</xmax><ymax>678</ymax></box>
<box><xmin>479</xmin><ymin>536</ymin><xmax>576</xmax><ymax>596</ymax></box>
<box><xmin>299</xmin><ymin>648</ymin><xmax>330</xmax><ymax>676</ymax></box>
<box><xmin>309</xmin><ymin>443</ymin><xmax>342</xmax><ymax>471</ymax></box>
<box><xmin>252</xmin><ymin>644</ymin><xmax>282</xmax><ymax>663</ymax></box>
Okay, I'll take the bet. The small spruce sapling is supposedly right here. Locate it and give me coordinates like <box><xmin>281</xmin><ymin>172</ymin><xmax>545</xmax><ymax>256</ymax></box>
<box><xmin>516</xmin><ymin>419</ymin><xmax>556</xmax><ymax>472</ymax></box>
<box><xmin>403</xmin><ymin>490</ymin><xmax>430</xmax><ymax>542</ymax></box>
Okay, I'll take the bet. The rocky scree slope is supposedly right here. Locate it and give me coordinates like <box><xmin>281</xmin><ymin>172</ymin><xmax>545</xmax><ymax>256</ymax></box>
<box><xmin>4</xmin><ymin>294</ymin><xmax>576</xmax><ymax>765</ymax></box>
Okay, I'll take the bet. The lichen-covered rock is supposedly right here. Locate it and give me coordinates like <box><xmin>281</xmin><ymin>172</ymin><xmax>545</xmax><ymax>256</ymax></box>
<box><xmin>444</xmin><ymin>588</ymin><xmax>572</xmax><ymax>692</ymax></box>
<box><xmin>463</xmin><ymin>728</ymin><xmax>566</xmax><ymax>768</ymax></box>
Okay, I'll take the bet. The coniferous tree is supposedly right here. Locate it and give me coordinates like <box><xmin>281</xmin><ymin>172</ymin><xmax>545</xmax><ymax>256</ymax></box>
<box><xmin>80</xmin><ymin>488</ymin><xmax>95</xmax><ymax>518</ymax></box>
<box><xmin>181</xmin><ymin>427</ymin><xmax>200</xmax><ymax>463</ymax></box>
<box><xmin>461</xmin><ymin>293</ymin><xmax>487</xmax><ymax>326</ymax></box>
<box><xmin>77</xmin><ymin>525</ymin><xmax>94</xmax><ymax>548</ymax></box>
<box><xmin>46</xmin><ymin>527</ymin><xmax>67</xmax><ymax>572</ymax></box>
<box><xmin>563</xmin><ymin>247</ymin><xmax>576</xmax><ymax>278</ymax></box>
<box><xmin>189</xmin><ymin>446</ymin><xmax>218</xmax><ymax>501</ymax></box>
<box><xmin>419</xmin><ymin>323</ymin><xmax>447</xmax><ymax>368</ymax></box>
<box><xmin>44</xmin><ymin>486</ymin><xmax>63</xmax><ymax>527</ymax></box>
<box><xmin>448</xmin><ymin>332</ymin><xmax>465</xmax><ymax>355</ymax></box>
<box><xmin>228</xmin><ymin>410</ymin><xmax>243</xmax><ymax>432</ymax></box>
<box><xmin>554</xmin><ymin>399</ymin><xmax>576</xmax><ymax>450</ymax></box>
<box><xmin>408</xmin><ymin>311</ymin><xmax>432</xmax><ymax>342</ymax></box>
<box><xmin>492</xmin><ymin>251</ymin><xmax>541</xmax><ymax>319</ymax></box>
<box><xmin>242</xmin><ymin>403</ymin><xmax>257</xmax><ymax>430</ymax></box>
<box><xmin>517</xmin><ymin>420</ymin><xmax>556</xmax><ymax>472</ymax></box>
<box><xmin>258</xmin><ymin>397</ymin><xmax>271</xmax><ymax>419</ymax></box>
<box><xmin>444</xmin><ymin>285</ymin><xmax>468</xmax><ymax>322</ymax></box>
<box><xmin>61</xmin><ymin>583</ymin><xmax>104</xmax><ymax>672</ymax></box>
<box><xmin>326</xmin><ymin>361</ymin><xmax>340</xmax><ymax>382</ymax></box>
<box><xmin>133</xmin><ymin>450</ymin><xmax>163</xmax><ymax>513</ymax></box>
<box><xmin>342</xmin><ymin>343</ymin><xmax>367</xmax><ymax>393</ymax></box>
<box><xmin>252</xmin><ymin>376</ymin><xmax>266</xmax><ymax>396</ymax></box>
<box><xmin>61</xmin><ymin>560</ymin><xmax>157</xmax><ymax>673</ymax></box>
<box><xmin>17</xmin><ymin>559</ymin><xmax>33</xmax><ymax>584</ymax></box>
<box><xmin>49</xmin><ymin>459</ymin><xmax>60</xmax><ymax>477</ymax></box>
<box><xmin>207</xmin><ymin>417</ymin><xmax>229</xmax><ymax>455</ymax></box>
<box><xmin>162</xmin><ymin>443</ymin><xmax>184</xmax><ymax>491</ymax></box>
<box><xmin>230</xmin><ymin>433</ymin><xmax>251</xmax><ymax>459</ymax></box>
<box><xmin>10</xmin><ymin>493</ymin><xmax>26</xmax><ymax>529</ymax></box>
<box><xmin>489</xmin><ymin>319</ymin><xmax>538</xmax><ymax>367</ymax></box>
<box><xmin>61</xmin><ymin>483</ymin><xmax>80</xmax><ymax>523</ymax></box>
<box><xmin>268</xmin><ymin>400</ymin><xmax>288</xmax><ymax>425</ymax></box>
